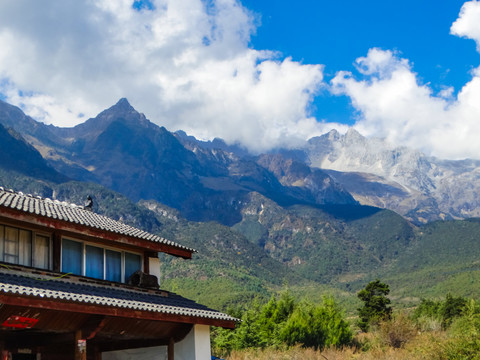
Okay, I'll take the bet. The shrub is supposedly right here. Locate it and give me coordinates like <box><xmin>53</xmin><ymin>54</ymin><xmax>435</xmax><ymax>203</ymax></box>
<box><xmin>279</xmin><ymin>296</ymin><xmax>352</xmax><ymax>350</ymax></box>
<box><xmin>212</xmin><ymin>294</ymin><xmax>352</xmax><ymax>355</ymax></box>
<box><xmin>413</xmin><ymin>294</ymin><xmax>468</xmax><ymax>331</ymax></box>
<box><xmin>443</xmin><ymin>299</ymin><xmax>480</xmax><ymax>359</ymax></box>
<box><xmin>378</xmin><ymin>313</ymin><xmax>417</xmax><ymax>349</ymax></box>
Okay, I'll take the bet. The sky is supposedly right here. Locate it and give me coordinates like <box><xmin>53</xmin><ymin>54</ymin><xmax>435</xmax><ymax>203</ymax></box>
<box><xmin>0</xmin><ymin>0</ymin><xmax>480</xmax><ymax>159</ymax></box>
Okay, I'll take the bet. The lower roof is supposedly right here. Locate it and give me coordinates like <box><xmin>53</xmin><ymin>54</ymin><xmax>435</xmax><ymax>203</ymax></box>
<box><xmin>0</xmin><ymin>265</ymin><xmax>237</xmax><ymax>328</ymax></box>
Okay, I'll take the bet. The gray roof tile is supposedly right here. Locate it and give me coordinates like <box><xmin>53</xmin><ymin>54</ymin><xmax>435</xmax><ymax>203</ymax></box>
<box><xmin>0</xmin><ymin>187</ymin><xmax>194</xmax><ymax>253</ymax></box>
<box><xmin>0</xmin><ymin>268</ymin><xmax>237</xmax><ymax>323</ymax></box>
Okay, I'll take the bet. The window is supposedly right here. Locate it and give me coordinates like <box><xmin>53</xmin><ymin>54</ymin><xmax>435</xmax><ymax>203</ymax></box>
<box><xmin>62</xmin><ymin>239</ymin><xmax>83</xmax><ymax>275</ymax></box>
<box><xmin>124</xmin><ymin>252</ymin><xmax>142</xmax><ymax>281</ymax></box>
<box><xmin>61</xmin><ymin>238</ymin><xmax>142</xmax><ymax>283</ymax></box>
<box><xmin>106</xmin><ymin>250</ymin><xmax>122</xmax><ymax>282</ymax></box>
<box><xmin>34</xmin><ymin>235</ymin><xmax>50</xmax><ymax>269</ymax></box>
<box><xmin>86</xmin><ymin>245</ymin><xmax>104</xmax><ymax>279</ymax></box>
<box><xmin>0</xmin><ymin>225</ymin><xmax>50</xmax><ymax>269</ymax></box>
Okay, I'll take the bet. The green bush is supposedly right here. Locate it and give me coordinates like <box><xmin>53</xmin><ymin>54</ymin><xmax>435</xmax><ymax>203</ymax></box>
<box><xmin>212</xmin><ymin>293</ymin><xmax>352</xmax><ymax>356</ymax></box>
<box><xmin>280</xmin><ymin>296</ymin><xmax>352</xmax><ymax>349</ymax></box>
<box><xmin>413</xmin><ymin>294</ymin><xmax>468</xmax><ymax>331</ymax></box>
<box><xmin>443</xmin><ymin>299</ymin><xmax>480</xmax><ymax>359</ymax></box>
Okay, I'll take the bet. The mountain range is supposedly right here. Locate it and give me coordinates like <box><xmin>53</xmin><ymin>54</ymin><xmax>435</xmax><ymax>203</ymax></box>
<box><xmin>2</xmin><ymin>98</ymin><xmax>480</xmax><ymax>309</ymax></box>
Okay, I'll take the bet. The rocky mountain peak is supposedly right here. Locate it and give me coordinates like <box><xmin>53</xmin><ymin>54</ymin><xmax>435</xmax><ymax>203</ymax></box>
<box><xmin>111</xmin><ymin>98</ymin><xmax>135</xmax><ymax>112</ymax></box>
<box><xmin>344</xmin><ymin>128</ymin><xmax>365</xmax><ymax>144</ymax></box>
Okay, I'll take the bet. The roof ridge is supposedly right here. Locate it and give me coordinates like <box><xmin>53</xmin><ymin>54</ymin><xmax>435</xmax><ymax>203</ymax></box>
<box><xmin>0</xmin><ymin>186</ymin><xmax>83</xmax><ymax>210</ymax></box>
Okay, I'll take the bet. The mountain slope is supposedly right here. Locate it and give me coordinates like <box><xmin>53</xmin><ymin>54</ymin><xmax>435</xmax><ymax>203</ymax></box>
<box><xmin>0</xmin><ymin>123</ymin><xmax>67</xmax><ymax>183</ymax></box>
<box><xmin>0</xmin><ymin>99</ymin><xmax>357</xmax><ymax>226</ymax></box>
<box><xmin>304</xmin><ymin>129</ymin><xmax>480</xmax><ymax>223</ymax></box>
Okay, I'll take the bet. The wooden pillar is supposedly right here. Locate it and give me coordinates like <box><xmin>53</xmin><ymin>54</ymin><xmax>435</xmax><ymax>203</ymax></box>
<box><xmin>53</xmin><ymin>231</ymin><xmax>62</xmax><ymax>272</ymax></box>
<box><xmin>75</xmin><ymin>330</ymin><xmax>87</xmax><ymax>360</ymax></box>
<box><xmin>0</xmin><ymin>340</ymin><xmax>6</xmax><ymax>360</ymax></box>
<box><xmin>167</xmin><ymin>337</ymin><xmax>174</xmax><ymax>360</ymax></box>
<box><xmin>94</xmin><ymin>345</ymin><xmax>102</xmax><ymax>360</ymax></box>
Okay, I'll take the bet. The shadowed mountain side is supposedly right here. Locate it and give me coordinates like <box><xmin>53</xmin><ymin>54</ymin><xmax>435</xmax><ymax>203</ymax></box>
<box><xmin>0</xmin><ymin>124</ymin><xmax>68</xmax><ymax>183</ymax></box>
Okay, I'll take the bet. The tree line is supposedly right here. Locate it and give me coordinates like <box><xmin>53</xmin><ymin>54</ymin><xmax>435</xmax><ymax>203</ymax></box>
<box><xmin>212</xmin><ymin>280</ymin><xmax>480</xmax><ymax>358</ymax></box>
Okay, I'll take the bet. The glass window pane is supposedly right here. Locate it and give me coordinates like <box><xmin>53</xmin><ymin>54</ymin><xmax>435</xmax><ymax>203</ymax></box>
<box><xmin>62</xmin><ymin>239</ymin><xmax>83</xmax><ymax>275</ymax></box>
<box><xmin>34</xmin><ymin>235</ymin><xmax>50</xmax><ymax>269</ymax></box>
<box><xmin>18</xmin><ymin>230</ymin><xmax>32</xmax><ymax>266</ymax></box>
<box><xmin>124</xmin><ymin>252</ymin><xmax>142</xmax><ymax>281</ymax></box>
<box><xmin>86</xmin><ymin>245</ymin><xmax>104</xmax><ymax>279</ymax></box>
<box><xmin>4</xmin><ymin>227</ymin><xmax>18</xmax><ymax>264</ymax></box>
<box><xmin>106</xmin><ymin>250</ymin><xmax>121</xmax><ymax>282</ymax></box>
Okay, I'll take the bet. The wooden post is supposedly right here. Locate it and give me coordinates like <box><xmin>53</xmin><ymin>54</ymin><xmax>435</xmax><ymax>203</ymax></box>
<box><xmin>53</xmin><ymin>231</ymin><xmax>62</xmax><ymax>272</ymax></box>
<box><xmin>75</xmin><ymin>330</ymin><xmax>87</xmax><ymax>360</ymax></box>
<box><xmin>0</xmin><ymin>340</ymin><xmax>6</xmax><ymax>360</ymax></box>
<box><xmin>167</xmin><ymin>337</ymin><xmax>174</xmax><ymax>360</ymax></box>
<box><xmin>94</xmin><ymin>345</ymin><xmax>102</xmax><ymax>360</ymax></box>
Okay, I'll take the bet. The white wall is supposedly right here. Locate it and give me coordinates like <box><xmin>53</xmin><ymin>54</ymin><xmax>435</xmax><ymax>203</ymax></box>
<box><xmin>102</xmin><ymin>324</ymin><xmax>211</xmax><ymax>360</ymax></box>
<box><xmin>102</xmin><ymin>346</ymin><xmax>167</xmax><ymax>360</ymax></box>
<box><xmin>175</xmin><ymin>324</ymin><xmax>211</xmax><ymax>360</ymax></box>
<box><xmin>149</xmin><ymin>257</ymin><xmax>161</xmax><ymax>284</ymax></box>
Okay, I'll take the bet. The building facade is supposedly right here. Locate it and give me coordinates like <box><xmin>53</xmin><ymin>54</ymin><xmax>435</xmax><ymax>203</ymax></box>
<box><xmin>0</xmin><ymin>187</ymin><xmax>236</xmax><ymax>359</ymax></box>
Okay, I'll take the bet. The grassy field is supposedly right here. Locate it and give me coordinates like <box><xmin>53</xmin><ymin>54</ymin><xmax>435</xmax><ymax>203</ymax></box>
<box><xmin>223</xmin><ymin>330</ymin><xmax>460</xmax><ymax>360</ymax></box>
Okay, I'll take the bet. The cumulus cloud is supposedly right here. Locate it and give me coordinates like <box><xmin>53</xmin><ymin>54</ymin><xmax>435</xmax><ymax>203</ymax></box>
<box><xmin>0</xmin><ymin>0</ymin><xmax>333</xmax><ymax>152</ymax></box>
<box><xmin>330</xmin><ymin>1</ymin><xmax>480</xmax><ymax>160</ymax></box>
<box><xmin>451</xmin><ymin>0</ymin><xmax>480</xmax><ymax>51</ymax></box>
<box><xmin>331</xmin><ymin>47</ymin><xmax>480</xmax><ymax>159</ymax></box>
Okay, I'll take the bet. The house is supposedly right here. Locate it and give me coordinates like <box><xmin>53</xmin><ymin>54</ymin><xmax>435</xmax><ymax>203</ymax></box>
<box><xmin>0</xmin><ymin>187</ymin><xmax>237</xmax><ymax>359</ymax></box>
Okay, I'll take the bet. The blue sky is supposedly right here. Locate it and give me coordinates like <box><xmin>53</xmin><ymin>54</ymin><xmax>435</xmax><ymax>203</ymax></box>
<box><xmin>0</xmin><ymin>0</ymin><xmax>480</xmax><ymax>158</ymax></box>
<box><xmin>242</xmin><ymin>0</ymin><xmax>478</xmax><ymax>124</ymax></box>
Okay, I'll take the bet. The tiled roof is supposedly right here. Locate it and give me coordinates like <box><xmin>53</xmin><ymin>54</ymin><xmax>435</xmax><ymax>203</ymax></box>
<box><xmin>0</xmin><ymin>187</ymin><xmax>194</xmax><ymax>254</ymax></box>
<box><xmin>0</xmin><ymin>266</ymin><xmax>237</xmax><ymax>323</ymax></box>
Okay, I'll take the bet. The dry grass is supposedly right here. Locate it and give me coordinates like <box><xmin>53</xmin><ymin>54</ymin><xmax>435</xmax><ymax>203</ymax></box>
<box><xmin>224</xmin><ymin>331</ymin><xmax>449</xmax><ymax>360</ymax></box>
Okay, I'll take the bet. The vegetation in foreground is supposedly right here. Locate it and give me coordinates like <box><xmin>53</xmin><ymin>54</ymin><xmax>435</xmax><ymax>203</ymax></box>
<box><xmin>212</xmin><ymin>281</ymin><xmax>480</xmax><ymax>360</ymax></box>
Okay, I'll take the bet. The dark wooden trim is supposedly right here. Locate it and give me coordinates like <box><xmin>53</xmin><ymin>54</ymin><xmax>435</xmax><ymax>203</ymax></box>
<box><xmin>0</xmin><ymin>294</ymin><xmax>237</xmax><ymax>329</ymax></box>
<box><xmin>168</xmin><ymin>337</ymin><xmax>174</xmax><ymax>360</ymax></box>
<box><xmin>53</xmin><ymin>231</ymin><xmax>62</xmax><ymax>272</ymax></box>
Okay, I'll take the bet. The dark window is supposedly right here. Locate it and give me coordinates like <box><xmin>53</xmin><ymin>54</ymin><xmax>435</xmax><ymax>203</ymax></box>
<box><xmin>106</xmin><ymin>249</ymin><xmax>122</xmax><ymax>282</ymax></box>
<box><xmin>86</xmin><ymin>245</ymin><xmax>104</xmax><ymax>279</ymax></box>
<box><xmin>125</xmin><ymin>252</ymin><xmax>142</xmax><ymax>281</ymax></box>
<box><xmin>61</xmin><ymin>238</ymin><xmax>142</xmax><ymax>283</ymax></box>
<box><xmin>62</xmin><ymin>239</ymin><xmax>83</xmax><ymax>275</ymax></box>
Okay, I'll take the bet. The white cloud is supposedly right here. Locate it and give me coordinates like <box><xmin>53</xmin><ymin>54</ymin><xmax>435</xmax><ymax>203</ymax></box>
<box><xmin>0</xmin><ymin>0</ymin><xmax>332</xmax><ymax>152</ymax></box>
<box><xmin>451</xmin><ymin>0</ymin><xmax>480</xmax><ymax>51</ymax></box>
<box><xmin>327</xmin><ymin>0</ymin><xmax>480</xmax><ymax>160</ymax></box>
<box><xmin>331</xmin><ymin>46</ymin><xmax>480</xmax><ymax>159</ymax></box>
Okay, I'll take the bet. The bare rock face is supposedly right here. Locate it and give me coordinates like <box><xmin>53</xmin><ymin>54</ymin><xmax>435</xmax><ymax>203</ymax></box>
<box><xmin>304</xmin><ymin>129</ymin><xmax>480</xmax><ymax>223</ymax></box>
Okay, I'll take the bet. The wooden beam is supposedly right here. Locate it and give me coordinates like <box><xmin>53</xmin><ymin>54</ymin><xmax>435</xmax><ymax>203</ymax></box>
<box><xmin>0</xmin><ymin>294</ymin><xmax>237</xmax><ymax>329</ymax></box>
<box><xmin>83</xmin><ymin>315</ymin><xmax>107</xmax><ymax>340</ymax></box>
<box><xmin>168</xmin><ymin>337</ymin><xmax>174</xmax><ymax>360</ymax></box>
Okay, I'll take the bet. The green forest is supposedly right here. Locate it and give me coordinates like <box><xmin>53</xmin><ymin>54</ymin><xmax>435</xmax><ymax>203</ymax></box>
<box><xmin>211</xmin><ymin>280</ymin><xmax>480</xmax><ymax>360</ymax></box>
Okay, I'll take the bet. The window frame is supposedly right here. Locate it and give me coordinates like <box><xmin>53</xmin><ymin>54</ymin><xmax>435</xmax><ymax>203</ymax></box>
<box><xmin>0</xmin><ymin>223</ymin><xmax>52</xmax><ymax>270</ymax></box>
<box><xmin>60</xmin><ymin>237</ymin><xmax>143</xmax><ymax>283</ymax></box>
